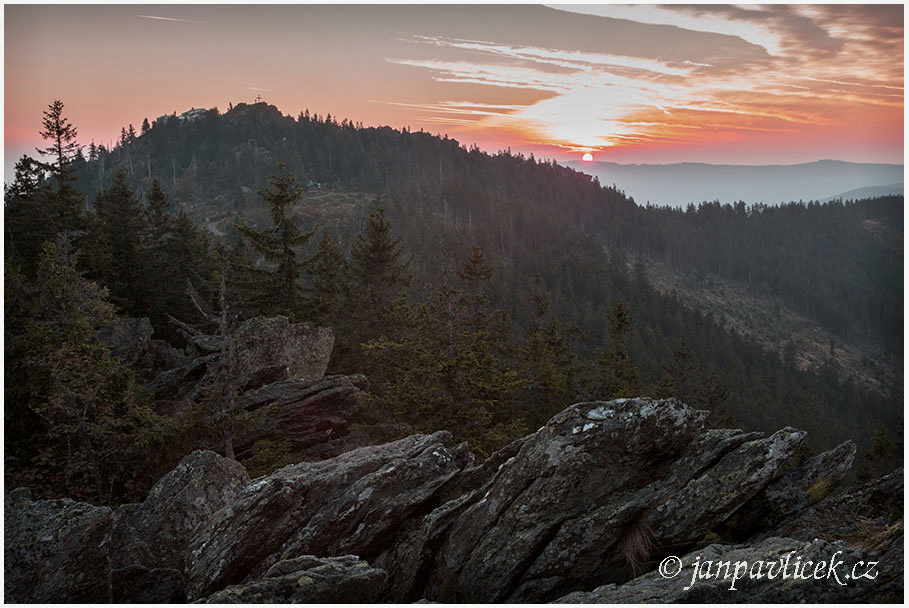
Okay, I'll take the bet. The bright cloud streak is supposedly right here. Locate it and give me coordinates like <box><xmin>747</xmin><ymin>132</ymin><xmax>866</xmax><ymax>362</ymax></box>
<box><xmin>4</xmin><ymin>5</ymin><xmax>903</xmax><ymax>173</ymax></box>
<box><xmin>139</xmin><ymin>15</ymin><xmax>203</xmax><ymax>24</ymax></box>
<box><xmin>407</xmin><ymin>35</ymin><xmax>694</xmax><ymax>77</ymax></box>
<box><xmin>383</xmin><ymin>6</ymin><xmax>902</xmax><ymax>160</ymax></box>
<box><xmin>551</xmin><ymin>4</ymin><xmax>786</xmax><ymax>55</ymax></box>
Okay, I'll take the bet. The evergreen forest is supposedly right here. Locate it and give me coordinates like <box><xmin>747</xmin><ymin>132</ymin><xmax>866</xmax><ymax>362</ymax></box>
<box><xmin>5</xmin><ymin>100</ymin><xmax>903</xmax><ymax>505</ymax></box>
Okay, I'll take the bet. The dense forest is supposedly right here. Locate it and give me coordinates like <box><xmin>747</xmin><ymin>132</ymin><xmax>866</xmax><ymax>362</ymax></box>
<box><xmin>5</xmin><ymin>100</ymin><xmax>903</xmax><ymax>505</ymax></box>
<box><xmin>66</xmin><ymin>102</ymin><xmax>902</xmax><ymax>359</ymax></box>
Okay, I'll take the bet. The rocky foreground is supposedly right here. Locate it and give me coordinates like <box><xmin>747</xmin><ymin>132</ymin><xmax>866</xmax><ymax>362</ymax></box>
<box><xmin>5</xmin><ymin>397</ymin><xmax>902</xmax><ymax>603</ymax></box>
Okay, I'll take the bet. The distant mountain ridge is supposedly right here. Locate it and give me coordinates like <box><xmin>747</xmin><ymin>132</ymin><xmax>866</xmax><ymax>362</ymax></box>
<box><xmin>821</xmin><ymin>183</ymin><xmax>904</xmax><ymax>202</ymax></box>
<box><xmin>563</xmin><ymin>159</ymin><xmax>904</xmax><ymax>207</ymax></box>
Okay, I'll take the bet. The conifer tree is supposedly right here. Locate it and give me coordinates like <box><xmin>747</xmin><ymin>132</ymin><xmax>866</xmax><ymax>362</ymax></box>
<box><xmin>6</xmin><ymin>155</ymin><xmax>43</xmax><ymax>200</ymax></box>
<box><xmin>156</xmin><ymin>209</ymin><xmax>217</xmax><ymax>335</ymax></box>
<box><xmin>7</xmin><ymin>101</ymin><xmax>84</xmax><ymax>276</ymax></box>
<box><xmin>231</xmin><ymin>163</ymin><xmax>314</xmax><ymax>317</ymax></box>
<box><xmin>457</xmin><ymin>245</ymin><xmax>495</xmax><ymax>332</ymax></box>
<box><xmin>338</xmin><ymin>205</ymin><xmax>414</xmax><ymax>372</ymax></box>
<box><xmin>856</xmin><ymin>422</ymin><xmax>902</xmax><ymax>482</ymax></box>
<box><xmin>656</xmin><ymin>338</ymin><xmax>696</xmax><ymax>400</ymax></box>
<box><xmin>5</xmin><ymin>238</ymin><xmax>162</xmax><ymax>504</ymax></box>
<box><xmin>37</xmin><ymin>100</ymin><xmax>81</xmax><ymax>189</ymax></box>
<box><xmin>701</xmin><ymin>368</ymin><xmax>732</xmax><ymax>427</ymax></box>
<box><xmin>144</xmin><ymin>179</ymin><xmax>174</xmax><ymax>263</ymax></box>
<box><xmin>36</xmin><ymin>100</ymin><xmax>85</xmax><ymax>233</ymax></box>
<box><xmin>350</xmin><ymin>205</ymin><xmax>413</xmax><ymax>313</ymax></box>
<box><xmin>598</xmin><ymin>299</ymin><xmax>642</xmax><ymax>399</ymax></box>
<box><xmin>78</xmin><ymin>195</ymin><xmax>114</xmax><ymax>287</ymax></box>
<box><xmin>140</xmin><ymin>179</ymin><xmax>179</xmax><ymax>331</ymax></box>
<box><xmin>518</xmin><ymin>275</ymin><xmax>579</xmax><ymax>427</ymax></box>
<box><xmin>95</xmin><ymin>170</ymin><xmax>146</xmax><ymax>311</ymax></box>
<box><xmin>304</xmin><ymin>228</ymin><xmax>352</xmax><ymax>327</ymax></box>
<box><xmin>5</xmin><ymin>156</ymin><xmax>53</xmax><ymax>274</ymax></box>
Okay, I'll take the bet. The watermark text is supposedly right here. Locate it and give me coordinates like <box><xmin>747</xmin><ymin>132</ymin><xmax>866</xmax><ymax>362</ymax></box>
<box><xmin>658</xmin><ymin>551</ymin><xmax>878</xmax><ymax>591</ymax></box>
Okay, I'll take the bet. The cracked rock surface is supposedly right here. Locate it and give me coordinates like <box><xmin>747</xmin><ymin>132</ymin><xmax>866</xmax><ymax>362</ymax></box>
<box><xmin>4</xmin><ymin>398</ymin><xmax>900</xmax><ymax>603</ymax></box>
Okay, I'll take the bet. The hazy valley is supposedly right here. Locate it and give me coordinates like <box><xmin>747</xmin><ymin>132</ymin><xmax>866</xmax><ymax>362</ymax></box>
<box><xmin>564</xmin><ymin>159</ymin><xmax>904</xmax><ymax>207</ymax></box>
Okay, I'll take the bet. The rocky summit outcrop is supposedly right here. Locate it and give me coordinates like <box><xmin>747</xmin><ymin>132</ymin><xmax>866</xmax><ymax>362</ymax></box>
<box><xmin>4</xmin><ymin>398</ymin><xmax>901</xmax><ymax>603</ymax></box>
<box><xmin>95</xmin><ymin>316</ymin><xmax>188</xmax><ymax>382</ymax></box>
<box><xmin>555</xmin><ymin>469</ymin><xmax>903</xmax><ymax>604</ymax></box>
<box><xmin>149</xmin><ymin>316</ymin><xmax>335</xmax><ymax>405</ymax></box>
<box><xmin>185</xmin><ymin>431</ymin><xmax>472</xmax><ymax>600</ymax></box>
<box><xmin>135</xmin><ymin>315</ymin><xmax>368</xmax><ymax>457</ymax></box>
<box><xmin>235</xmin><ymin>373</ymin><xmax>368</xmax><ymax>458</ymax></box>
<box><xmin>110</xmin><ymin>451</ymin><xmax>251</xmax><ymax>602</ymax></box>
<box><xmin>95</xmin><ymin>317</ymin><xmax>154</xmax><ymax>367</ymax></box>
<box><xmin>4</xmin><ymin>489</ymin><xmax>113</xmax><ymax>603</ymax></box>
<box><xmin>196</xmin><ymin>555</ymin><xmax>389</xmax><ymax>603</ymax></box>
<box><xmin>385</xmin><ymin>400</ymin><xmax>812</xmax><ymax>602</ymax></box>
<box><xmin>196</xmin><ymin>316</ymin><xmax>334</xmax><ymax>387</ymax></box>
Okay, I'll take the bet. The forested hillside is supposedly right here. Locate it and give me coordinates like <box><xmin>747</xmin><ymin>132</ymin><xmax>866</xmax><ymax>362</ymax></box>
<box><xmin>69</xmin><ymin>103</ymin><xmax>902</xmax><ymax>359</ymax></box>
<box><xmin>5</xmin><ymin>100</ymin><xmax>902</xmax><ymax>504</ymax></box>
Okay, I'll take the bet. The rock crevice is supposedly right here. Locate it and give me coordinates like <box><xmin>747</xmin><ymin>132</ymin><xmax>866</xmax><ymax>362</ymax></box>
<box><xmin>4</xmin><ymin>397</ymin><xmax>899</xmax><ymax>604</ymax></box>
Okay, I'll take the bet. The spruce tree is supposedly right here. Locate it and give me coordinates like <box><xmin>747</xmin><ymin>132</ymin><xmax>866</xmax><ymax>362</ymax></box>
<box><xmin>144</xmin><ymin>179</ymin><xmax>174</xmax><ymax>266</ymax></box>
<box><xmin>5</xmin><ymin>238</ymin><xmax>162</xmax><ymax>504</ymax></box>
<box><xmin>161</xmin><ymin>209</ymin><xmax>216</xmax><ymax>334</ymax></box>
<box><xmin>350</xmin><ymin>205</ymin><xmax>413</xmax><ymax>313</ymax></box>
<box><xmin>457</xmin><ymin>245</ymin><xmax>494</xmax><ymax>332</ymax></box>
<box><xmin>141</xmin><ymin>179</ymin><xmax>178</xmax><ymax>332</ymax></box>
<box><xmin>518</xmin><ymin>275</ymin><xmax>579</xmax><ymax>427</ymax></box>
<box><xmin>5</xmin><ymin>156</ymin><xmax>53</xmax><ymax>274</ymax></box>
<box><xmin>35</xmin><ymin>100</ymin><xmax>84</xmax><ymax>233</ymax></box>
<box><xmin>598</xmin><ymin>299</ymin><xmax>642</xmax><ymax>399</ymax></box>
<box><xmin>304</xmin><ymin>228</ymin><xmax>352</xmax><ymax>327</ymax></box>
<box><xmin>231</xmin><ymin>164</ymin><xmax>314</xmax><ymax>317</ymax></box>
<box><xmin>96</xmin><ymin>170</ymin><xmax>146</xmax><ymax>312</ymax></box>
<box><xmin>340</xmin><ymin>205</ymin><xmax>413</xmax><ymax>372</ymax></box>
<box><xmin>658</xmin><ymin>338</ymin><xmax>699</xmax><ymax>402</ymax></box>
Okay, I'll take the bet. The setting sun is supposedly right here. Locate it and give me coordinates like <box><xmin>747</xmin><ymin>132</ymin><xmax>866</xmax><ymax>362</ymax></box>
<box><xmin>3</xmin><ymin>4</ymin><xmax>903</xmax><ymax>173</ymax></box>
<box><xmin>582</xmin><ymin>153</ymin><xmax>593</xmax><ymax>162</ymax></box>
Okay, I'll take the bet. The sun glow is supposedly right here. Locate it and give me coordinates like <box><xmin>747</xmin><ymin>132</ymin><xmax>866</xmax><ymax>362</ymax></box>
<box><xmin>2</xmin><ymin>4</ymin><xmax>903</xmax><ymax>177</ymax></box>
<box><xmin>383</xmin><ymin>6</ymin><xmax>902</xmax><ymax>163</ymax></box>
<box><xmin>582</xmin><ymin>153</ymin><xmax>593</xmax><ymax>161</ymax></box>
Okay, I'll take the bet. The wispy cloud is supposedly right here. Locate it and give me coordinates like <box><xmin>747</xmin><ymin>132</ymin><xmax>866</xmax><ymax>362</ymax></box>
<box><xmin>139</xmin><ymin>14</ymin><xmax>204</xmax><ymax>24</ymax></box>
<box><xmin>549</xmin><ymin>4</ymin><xmax>786</xmax><ymax>55</ymax></box>
<box><xmin>385</xmin><ymin>6</ymin><xmax>902</xmax><ymax>156</ymax></box>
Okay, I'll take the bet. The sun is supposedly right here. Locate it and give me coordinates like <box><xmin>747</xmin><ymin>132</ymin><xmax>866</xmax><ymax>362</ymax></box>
<box><xmin>582</xmin><ymin>153</ymin><xmax>593</xmax><ymax>162</ymax></box>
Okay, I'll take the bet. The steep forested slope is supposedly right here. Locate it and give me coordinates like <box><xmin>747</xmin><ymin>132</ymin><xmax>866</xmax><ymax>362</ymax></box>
<box><xmin>24</xmin><ymin>101</ymin><xmax>904</xmax><ymax>453</ymax></box>
<box><xmin>74</xmin><ymin>103</ymin><xmax>902</xmax><ymax>358</ymax></box>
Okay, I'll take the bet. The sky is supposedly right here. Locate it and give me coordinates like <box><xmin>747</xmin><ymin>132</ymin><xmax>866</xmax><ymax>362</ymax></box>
<box><xmin>4</xmin><ymin>3</ymin><xmax>904</xmax><ymax>180</ymax></box>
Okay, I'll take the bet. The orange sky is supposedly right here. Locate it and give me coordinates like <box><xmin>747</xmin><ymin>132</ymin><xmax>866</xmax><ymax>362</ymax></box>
<box><xmin>4</xmin><ymin>4</ymin><xmax>904</xmax><ymax>179</ymax></box>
